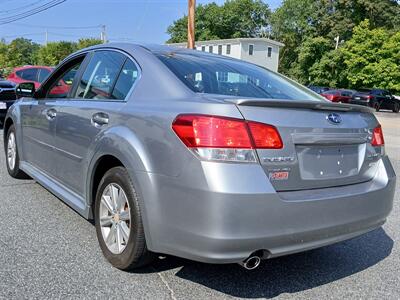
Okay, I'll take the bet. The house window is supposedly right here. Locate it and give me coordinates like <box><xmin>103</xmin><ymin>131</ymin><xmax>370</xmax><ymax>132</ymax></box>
<box><xmin>218</xmin><ymin>45</ymin><xmax>222</xmax><ymax>55</ymax></box>
<box><xmin>267</xmin><ymin>47</ymin><xmax>272</xmax><ymax>58</ymax></box>
<box><xmin>249</xmin><ymin>44</ymin><xmax>254</xmax><ymax>56</ymax></box>
<box><xmin>226</xmin><ymin>44</ymin><xmax>231</xmax><ymax>55</ymax></box>
<box><xmin>209</xmin><ymin>46</ymin><xmax>213</xmax><ymax>53</ymax></box>
<box><xmin>201</xmin><ymin>46</ymin><xmax>205</xmax><ymax>52</ymax></box>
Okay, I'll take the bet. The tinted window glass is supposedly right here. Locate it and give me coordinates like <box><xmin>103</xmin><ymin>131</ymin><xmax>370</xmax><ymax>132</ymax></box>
<box><xmin>19</xmin><ymin>68</ymin><xmax>38</xmax><ymax>81</ymax></box>
<box><xmin>38</xmin><ymin>68</ymin><xmax>52</xmax><ymax>83</ymax></box>
<box><xmin>75</xmin><ymin>51</ymin><xmax>125</xmax><ymax>100</ymax></box>
<box><xmin>267</xmin><ymin>47</ymin><xmax>272</xmax><ymax>58</ymax></box>
<box><xmin>325</xmin><ymin>90</ymin><xmax>338</xmax><ymax>95</ymax></box>
<box><xmin>48</xmin><ymin>61</ymin><xmax>82</xmax><ymax>98</ymax></box>
<box><xmin>226</xmin><ymin>44</ymin><xmax>231</xmax><ymax>55</ymax></box>
<box><xmin>218</xmin><ymin>45</ymin><xmax>222</xmax><ymax>55</ymax></box>
<box><xmin>249</xmin><ymin>44</ymin><xmax>254</xmax><ymax>55</ymax></box>
<box><xmin>111</xmin><ymin>59</ymin><xmax>139</xmax><ymax>100</ymax></box>
<box><xmin>156</xmin><ymin>52</ymin><xmax>322</xmax><ymax>101</ymax></box>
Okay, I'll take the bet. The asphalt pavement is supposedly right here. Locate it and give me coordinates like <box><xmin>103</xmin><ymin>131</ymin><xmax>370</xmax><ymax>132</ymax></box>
<box><xmin>0</xmin><ymin>111</ymin><xmax>399</xmax><ymax>299</ymax></box>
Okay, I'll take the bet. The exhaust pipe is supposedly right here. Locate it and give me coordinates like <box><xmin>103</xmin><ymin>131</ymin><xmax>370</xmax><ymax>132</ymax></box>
<box><xmin>239</xmin><ymin>255</ymin><xmax>261</xmax><ymax>270</ymax></box>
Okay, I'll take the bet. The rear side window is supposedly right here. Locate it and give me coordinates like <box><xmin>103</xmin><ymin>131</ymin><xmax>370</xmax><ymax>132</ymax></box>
<box><xmin>156</xmin><ymin>52</ymin><xmax>322</xmax><ymax>101</ymax></box>
<box><xmin>111</xmin><ymin>59</ymin><xmax>139</xmax><ymax>100</ymax></box>
<box><xmin>17</xmin><ymin>68</ymin><xmax>38</xmax><ymax>81</ymax></box>
<box><xmin>75</xmin><ymin>51</ymin><xmax>125</xmax><ymax>100</ymax></box>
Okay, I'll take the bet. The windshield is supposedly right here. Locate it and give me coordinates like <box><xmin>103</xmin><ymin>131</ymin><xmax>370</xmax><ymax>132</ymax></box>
<box><xmin>156</xmin><ymin>52</ymin><xmax>323</xmax><ymax>101</ymax></box>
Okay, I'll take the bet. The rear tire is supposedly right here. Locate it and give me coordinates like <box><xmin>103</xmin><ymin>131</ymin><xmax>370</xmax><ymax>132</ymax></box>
<box><xmin>94</xmin><ymin>166</ymin><xmax>154</xmax><ymax>270</ymax></box>
<box><xmin>393</xmin><ymin>103</ymin><xmax>399</xmax><ymax>113</ymax></box>
<box><xmin>374</xmin><ymin>103</ymin><xmax>380</xmax><ymax>112</ymax></box>
<box><xmin>5</xmin><ymin>125</ymin><xmax>29</xmax><ymax>179</ymax></box>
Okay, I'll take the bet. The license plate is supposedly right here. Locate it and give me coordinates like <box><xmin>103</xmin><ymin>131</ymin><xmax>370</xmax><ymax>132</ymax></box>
<box><xmin>296</xmin><ymin>145</ymin><xmax>359</xmax><ymax>180</ymax></box>
<box><xmin>355</xmin><ymin>97</ymin><xmax>360</xmax><ymax>100</ymax></box>
<box><xmin>0</xmin><ymin>102</ymin><xmax>6</xmax><ymax>109</ymax></box>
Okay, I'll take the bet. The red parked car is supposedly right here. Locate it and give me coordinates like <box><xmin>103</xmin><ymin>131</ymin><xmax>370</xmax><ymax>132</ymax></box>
<box><xmin>7</xmin><ymin>66</ymin><xmax>72</xmax><ymax>96</ymax></box>
<box><xmin>321</xmin><ymin>89</ymin><xmax>356</xmax><ymax>103</ymax></box>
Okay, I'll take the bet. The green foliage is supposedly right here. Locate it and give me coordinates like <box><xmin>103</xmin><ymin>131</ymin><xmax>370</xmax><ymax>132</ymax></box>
<box><xmin>36</xmin><ymin>41</ymin><xmax>77</xmax><ymax>66</ymax></box>
<box><xmin>269</xmin><ymin>0</ymin><xmax>400</xmax><ymax>91</ymax></box>
<box><xmin>342</xmin><ymin>20</ymin><xmax>400</xmax><ymax>92</ymax></box>
<box><xmin>77</xmin><ymin>38</ymin><xmax>103</xmax><ymax>50</ymax></box>
<box><xmin>167</xmin><ymin>0</ymin><xmax>271</xmax><ymax>43</ymax></box>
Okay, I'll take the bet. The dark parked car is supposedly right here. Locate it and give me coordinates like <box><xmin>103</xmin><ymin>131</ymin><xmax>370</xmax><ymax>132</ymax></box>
<box><xmin>308</xmin><ymin>85</ymin><xmax>330</xmax><ymax>94</ymax></box>
<box><xmin>320</xmin><ymin>89</ymin><xmax>356</xmax><ymax>103</ymax></box>
<box><xmin>0</xmin><ymin>80</ymin><xmax>17</xmax><ymax>126</ymax></box>
<box><xmin>350</xmin><ymin>88</ymin><xmax>400</xmax><ymax>113</ymax></box>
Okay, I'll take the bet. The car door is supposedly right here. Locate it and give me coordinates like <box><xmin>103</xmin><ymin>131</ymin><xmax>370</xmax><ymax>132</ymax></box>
<box><xmin>20</xmin><ymin>57</ymin><xmax>88</xmax><ymax>176</ymax></box>
<box><xmin>19</xmin><ymin>83</ymin><xmax>57</xmax><ymax>176</ymax></box>
<box><xmin>52</xmin><ymin>50</ymin><xmax>140</xmax><ymax>196</ymax></box>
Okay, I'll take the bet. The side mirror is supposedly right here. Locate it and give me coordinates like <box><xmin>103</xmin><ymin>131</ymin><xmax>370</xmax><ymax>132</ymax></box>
<box><xmin>16</xmin><ymin>82</ymin><xmax>36</xmax><ymax>98</ymax></box>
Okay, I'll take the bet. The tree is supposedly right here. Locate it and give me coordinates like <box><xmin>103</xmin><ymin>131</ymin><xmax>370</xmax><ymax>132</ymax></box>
<box><xmin>36</xmin><ymin>41</ymin><xmax>77</xmax><ymax>66</ymax></box>
<box><xmin>77</xmin><ymin>38</ymin><xmax>102</xmax><ymax>50</ymax></box>
<box><xmin>167</xmin><ymin>0</ymin><xmax>271</xmax><ymax>43</ymax></box>
<box><xmin>271</xmin><ymin>0</ymin><xmax>400</xmax><ymax>78</ymax></box>
<box><xmin>3</xmin><ymin>38</ymin><xmax>40</xmax><ymax>68</ymax></box>
<box><xmin>342</xmin><ymin>20</ymin><xmax>400</xmax><ymax>92</ymax></box>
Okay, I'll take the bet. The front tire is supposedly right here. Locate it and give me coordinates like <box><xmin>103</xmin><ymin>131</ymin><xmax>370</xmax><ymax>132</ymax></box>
<box><xmin>5</xmin><ymin>125</ymin><xmax>28</xmax><ymax>179</ymax></box>
<box><xmin>94</xmin><ymin>166</ymin><xmax>154</xmax><ymax>270</ymax></box>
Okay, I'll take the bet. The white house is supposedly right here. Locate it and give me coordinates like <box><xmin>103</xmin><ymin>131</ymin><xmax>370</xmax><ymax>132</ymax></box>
<box><xmin>169</xmin><ymin>38</ymin><xmax>284</xmax><ymax>72</ymax></box>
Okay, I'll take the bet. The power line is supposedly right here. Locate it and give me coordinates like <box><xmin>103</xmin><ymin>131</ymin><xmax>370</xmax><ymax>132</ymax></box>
<box><xmin>0</xmin><ymin>0</ymin><xmax>67</xmax><ymax>25</ymax></box>
<box><xmin>0</xmin><ymin>0</ymin><xmax>47</xmax><ymax>14</ymax></box>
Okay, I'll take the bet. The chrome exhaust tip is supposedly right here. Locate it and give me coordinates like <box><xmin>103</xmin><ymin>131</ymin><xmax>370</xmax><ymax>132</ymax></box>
<box><xmin>240</xmin><ymin>255</ymin><xmax>261</xmax><ymax>270</ymax></box>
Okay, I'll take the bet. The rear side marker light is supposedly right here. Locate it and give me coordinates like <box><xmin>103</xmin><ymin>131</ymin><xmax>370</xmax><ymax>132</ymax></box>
<box><xmin>371</xmin><ymin>125</ymin><xmax>384</xmax><ymax>146</ymax></box>
<box><xmin>172</xmin><ymin>114</ymin><xmax>283</xmax><ymax>162</ymax></box>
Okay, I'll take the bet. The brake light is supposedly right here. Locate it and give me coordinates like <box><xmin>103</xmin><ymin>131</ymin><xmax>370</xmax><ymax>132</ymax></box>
<box><xmin>172</xmin><ymin>115</ymin><xmax>283</xmax><ymax>162</ymax></box>
<box><xmin>371</xmin><ymin>125</ymin><xmax>384</xmax><ymax>146</ymax></box>
<box><xmin>248</xmin><ymin>121</ymin><xmax>283</xmax><ymax>149</ymax></box>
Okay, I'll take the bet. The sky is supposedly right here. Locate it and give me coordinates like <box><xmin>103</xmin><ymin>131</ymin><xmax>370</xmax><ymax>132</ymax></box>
<box><xmin>0</xmin><ymin>0</ymin><xmax>282</xmax><ymax>44</ymax></box>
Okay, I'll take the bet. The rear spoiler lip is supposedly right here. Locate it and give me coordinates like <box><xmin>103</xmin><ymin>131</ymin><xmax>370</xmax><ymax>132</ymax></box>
<box><xmin>225</xmin><ymin>98</ymin><xmax>375</xmax><ymax>113</ymax></box>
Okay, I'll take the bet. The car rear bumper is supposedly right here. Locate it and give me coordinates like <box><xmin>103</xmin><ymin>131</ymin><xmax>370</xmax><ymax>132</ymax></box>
<box><xmin>134</xmin><ymin>155</ymin><xmax>396</xmax><ymax>264</ymax></box>
<box><xmin>349</xmin><ymin>100</ymin><xmax>370</xmax><ymax>106</ymax></box>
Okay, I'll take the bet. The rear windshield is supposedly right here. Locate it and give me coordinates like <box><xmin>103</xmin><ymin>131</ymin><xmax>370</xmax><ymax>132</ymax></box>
<box><xmin>156</xmin><ymin>52</ymin><xmax>323</xmax><ymax>101</ymax></box>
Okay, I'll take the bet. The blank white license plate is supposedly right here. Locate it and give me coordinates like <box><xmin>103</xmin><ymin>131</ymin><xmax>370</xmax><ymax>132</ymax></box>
<box><xmin>355</xmin><ymin>97</ymin><xmax>361</xmax><ymax>100</ymax></box>
<box><xmin>0</xmin><ymin>102</ymin><xmax>6</xmax><ymax>109</ymax></box>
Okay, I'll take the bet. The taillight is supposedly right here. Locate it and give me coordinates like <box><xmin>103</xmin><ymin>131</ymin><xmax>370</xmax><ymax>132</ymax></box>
<box><xmin>371</xmin><ymin>125</ymin><xmax>384</xmax><ymax>146</ymax></box>
<box><xmin>172</xmin><ymin>114</ymin><xmax>283</xmax><ymax>162</ymax></box>
<box><xmin>248</xmin><ymin>121</ymin><xmax>283</xmax><ymax>149</ymax></box>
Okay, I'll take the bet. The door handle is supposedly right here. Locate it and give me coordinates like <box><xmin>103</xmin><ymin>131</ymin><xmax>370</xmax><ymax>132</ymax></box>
<box><xmin>45</xmin><ymin>108</ymin><xmax>57</xmax><ymax>120</ymax></box>
<box><xmin>91</xmin><ymin>112</ymin><xmax>109</xmax><ymax>127</ymax></box>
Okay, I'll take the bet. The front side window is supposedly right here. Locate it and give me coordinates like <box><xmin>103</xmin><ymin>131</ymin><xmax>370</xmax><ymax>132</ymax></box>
<box><xmin>47</xmin><ymin>61</ymin><xmax>82</xmax><ymax>98</ymax></box>
<box><xmin>75</xmin><ymin>51</ymin><xmax>125</xmax><ymax>100</ymax></box>
<box><xmin>156</xmin><ymin>52</ymin><xmax>323</xmax><ymax>101</ymax></box>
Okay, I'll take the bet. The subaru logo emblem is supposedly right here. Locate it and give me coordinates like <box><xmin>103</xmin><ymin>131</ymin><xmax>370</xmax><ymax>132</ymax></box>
<box><xmin>327</xmin><ymin>113</ymin><xmax>342</xmax><ymax>125</ymax></box>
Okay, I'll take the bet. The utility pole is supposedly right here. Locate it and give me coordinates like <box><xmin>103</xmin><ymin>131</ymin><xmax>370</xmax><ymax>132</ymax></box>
<box><xmin>187</xmin><ymin>0</ymin><xmax>195</xmax><ymax>49</ymax></box>
<box><xmin>101</xmin><ymin>25</ymin><xmax>107</xmax><ymax>43</ymax></box>
<box><xmin>45</xmin><ymin>29</ymin><xmax>48</xmax><ymax>45</ymax></box>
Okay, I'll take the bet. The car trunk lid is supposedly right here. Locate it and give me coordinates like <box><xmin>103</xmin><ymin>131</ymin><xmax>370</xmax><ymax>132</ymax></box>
<box><xmin>225</xmin><ymin>98</ymin><xmax>382</xmax><ymax>191</ymax></box>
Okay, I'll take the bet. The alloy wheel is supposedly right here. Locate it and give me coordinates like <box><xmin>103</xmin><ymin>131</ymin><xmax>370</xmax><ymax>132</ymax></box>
<box><xmin>99</xmin><ymin>183</ymin><xmax>131</xmax><ymax>254</ymax></box>
<box><xmin>7</xmin><ymin>132</ymin><xmax>16</xmax><ymax>171</ymax></box>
